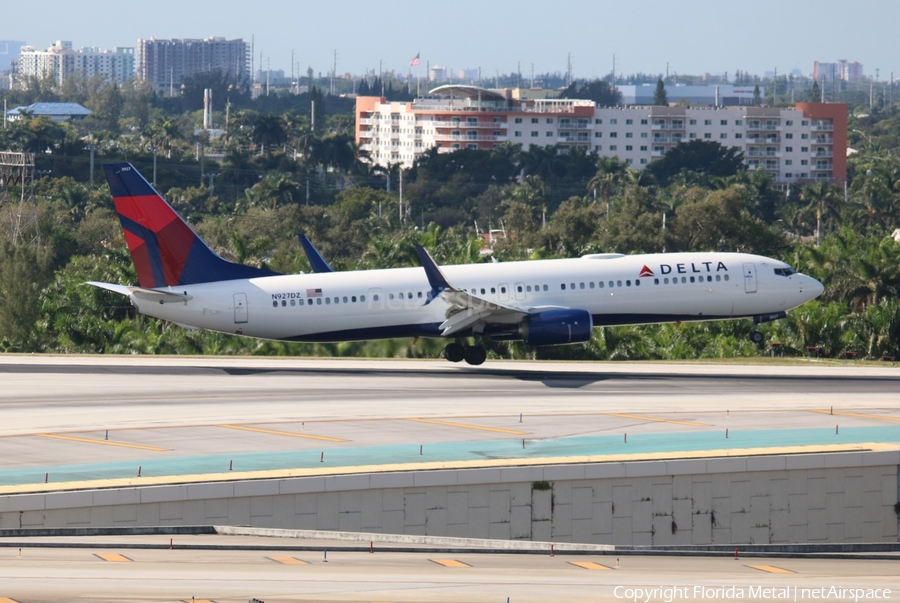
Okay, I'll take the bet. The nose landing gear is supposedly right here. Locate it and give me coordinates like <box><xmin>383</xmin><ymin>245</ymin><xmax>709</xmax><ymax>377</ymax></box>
<box><xmin>442</xmin><ymin>341</ymin><xmax>487</xmax><ymax>365</ymax></box>
<box><xmin>750</xmin><ymin>331</ymin><xmax>764</xmax><ymax>344</ymax></box>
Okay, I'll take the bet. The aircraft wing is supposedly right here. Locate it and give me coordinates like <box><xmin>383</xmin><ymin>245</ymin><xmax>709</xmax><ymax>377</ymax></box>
<box><xmin>414</xmin><ymin>245</ymin><xmax>539</xmax><ymax>337</ymax></box>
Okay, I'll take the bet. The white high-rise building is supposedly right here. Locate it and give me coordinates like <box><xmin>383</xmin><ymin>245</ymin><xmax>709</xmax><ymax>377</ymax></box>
<box><xmin>18</xmin><ymin>41</ymin><xmax>134</xmax><ymax>86</ymax></box>
<box><xmin>356</xmin><ymin>86</ymin><xmax>847</xmax><ymax>185</ymax></box>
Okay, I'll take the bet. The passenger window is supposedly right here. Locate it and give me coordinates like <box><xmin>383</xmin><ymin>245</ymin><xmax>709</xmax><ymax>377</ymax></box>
<box><xmin>326</xmin><ymin>298</ymin><xmax>331</xmax><ymax>304</ymax></box>
<box><xmin>616</xmin><ymin>280</ymin><xmax>622</xmax><ymax>287</ymax></box>
<box><xmin>664</xmin><ymin>278</ymin><xmax>669</xmax><ymax>284</ymax></box>
<box><xmin>654</xmin><ymin>278</ymin><xmax>659</xmax><ymax>285</ymax></box>
<box><xmin>291</xmin><ymin>299</ymin><xmax>296</xmax><ymax>306</ymax></box>
<box><xmin>517</xmin><ymin>286</ymin><xmax>523</xmax><ymax>293</ymax></box>
<box><xmin>724</xmin><ymin>275</ymin><xmax>730</xmax><ymax>281</ymax></box>
<box><xmin>371</xmin><ymin>294</ymin><xmax>377</xmax><ymax>302</ymax></box>
<box><xmin>481</xmin><ymin>288</ymin><xmax>486</xmax><ymax>294</ymax></box>
<box><xmin>635</xmin><ymin>280</ymin><xmax>640</xmax><ymax>287</ymax></box>
<box><xmin>389</xmin><ymin>293</ymin><xmax>394</xmax><ymax>300</ymax></box>
<box><xmin>626</xmin><ymin>280</ymin><xmax>631</xmax><ymax>287</ymax></box>
<box><xmin>316</xmin><ymin>298</ymin><xmax>322</xmax><ymax>305</ymax></box>
<box><xmin>580</xmin><ymin>283</ymin><xmax>585</xmax><ymax>289</ymax></box>
<box><xmin>690</xmin><ymin>277</ymin><xmax>695</xmax><ymax>283</ymax></box>
<box><xmin>715</xmin><ymin>275</ymin><xmax>721</xmax><ymax>282</ymax></box>
<box><xmin>681</xmin><ymin>277</ymin><xmax>687</xmax><ymax>283</ymax></box>
<box><xmin>609</xmin><ymin>281</ymin><xmax>614</xmax><ymax>288</ymax></box>
<box><xmin>281</xmin><ymin>300</ymin><xmax>287</xmax><ymax>307</ymax></box>
<box><xmin>272</xmin><ymin>301</ymin><xmax>278</xmax><ymax>308</ymax></box>
<box><xmin>570</xmin><ymin>283</ymin><xmax>575</xmax><ymax>290</ymax></box>
<box><xmin>408</xmin><ymin>292</ymin><xmax>413</xmax><ymax>299</ymax></box>
<box><xmin>491</xmin><ymin>287</ymin><xmax>496</xmax><ymax>294</ymax></box>
<box><xmin>308</xmin><ymin>299</ymin><xmax>313</xmax><ymax>305</ymax></box>
<box><xmin>501</xmin><ymin>287</ymin><xmax>506</xmax><ymax>294</ymax></box>
<box><xmin>361</xmin><ymin>295</ymin><xmax>367</xmax><ymax>302</ymax></box>
<box><xmin>352</xmin><ymin>296</ymin><xmax>357</xmax><ymax>302</ymax></box>
<box><xmin>526</xmin><ymin>285</ymin><xmax>532</xmax><ymax>292</ymax></box>
<box><xmin>707</xmin><ymin>276</ymin><xmax>712</xmax><ymax>283</ymax></box>
<box><xmin>599</xmin><ymin>282</ymin><xmax>604</xmax><ymax>288</ymax></box>
<box><xmin>589</xmin><ymin>282</ymin><xmax>595</xmax><ymax>289</ymax></box>
<box><xmin>417</xmin><ymin>292</ymin><xmax>422</xmax><ymax>298</ymax></box>
<box><xmin>543</xmin><ymin>285</ymin><xmax>548</xmax><ymax>291</ymax></box>
<box><xmin>561</xmin><ymin>284</ymin><xmax>566</xmax><ymax>290</ymax></box>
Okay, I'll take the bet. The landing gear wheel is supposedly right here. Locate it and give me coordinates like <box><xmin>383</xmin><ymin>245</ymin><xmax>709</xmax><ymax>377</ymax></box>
<box><xmin>750</xmin><ymin>331</ymin><xmax>764</xmax><ymax>344</ymax></box>
<box><xmin>443</xmin><ymin>342</ymin><xmax>465</xmax><ymax>363</ymax></box>
<box><xmin>463</xmin><ymin>345</ymin><xmax>487</xmax><ymax>366</ymax></box>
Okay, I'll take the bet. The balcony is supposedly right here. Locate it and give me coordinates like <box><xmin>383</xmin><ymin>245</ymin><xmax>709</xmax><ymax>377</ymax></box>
<box><xmin>557</xmin><ymin>122</ymin><xmax>591</xmax><ymax>130</ymax></box>
<box><xmin>813</xmin><ymin>137</ymin><xmax>833</xmax><ymax>145</ymax></box>
<box><xmin>358</xmin><ymin>118</ymin><xmax>373</xmax><ymax>126</ymax></box>
<box><xmin>434</xmin><ymin>134</ymin><xmax>507</xmax><ymax>142</ymax></box>
<box><xmin>811</xmin><ymin>124</ymin><xmax>834</xmax><ymax>132</ymax></box>
<box><xmin>814</xmin><ymin>151</ymin><xmax>833</xmax><ymax>158</ymax></box>
<box><xmin>433</xmin><ymin>121</ymin><xmax>508</xmax><ymax>129</ymax></box>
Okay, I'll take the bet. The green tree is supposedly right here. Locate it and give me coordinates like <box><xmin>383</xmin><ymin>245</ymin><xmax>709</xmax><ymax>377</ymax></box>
<box><xmin>654</xmin><ymin>79</ymin><xmax>668</xmax><ymax>106</ymax></box>
<box><xmin>646</xmin><ymin>140</ymin><xmax>745</xmax><ymax>187</ymax></box>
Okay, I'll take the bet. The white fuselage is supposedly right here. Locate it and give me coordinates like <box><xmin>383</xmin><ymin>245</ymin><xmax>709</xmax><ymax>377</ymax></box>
<box><xmin>129</xmin><ymin>252</ymin><xmax>823</xmax><ymax>342</ymax></box>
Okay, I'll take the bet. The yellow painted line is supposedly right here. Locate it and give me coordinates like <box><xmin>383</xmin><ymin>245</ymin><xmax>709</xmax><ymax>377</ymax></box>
<box><xmin>429</xmin><ymin>558</ymin><xmax>471</xmax><ymax>568</ymax></box>
<box><xmin>268</xmin><ymin>556</ymin><xmax>309</xmax><ymax>565</ymax></box>
<box><xmin>219</xmin><ymin>424</ymin><xmax>347</xmax><ymax>442</ymax></box>
<box><xmin>95</xmin><ymin>553</ymin><xmax>132</xmax><ymax>562</ymax></box>
<box><xmin>747</xmin><ymin>564</ymin><xmax>795</xmax><ymax>574</ymax></box>
<box><xmin>3</xmin><ymin>442</ymin><xmax>897</xmax><ymax>496</ymax></box>
<box><xmin>38</xmin><ymin>434</ymin><xmax>168</xmax><ymax>451</ymax></box>
<box><xmin>812</xmin><ymin>409</ymin><xmax>900</xmax><ymax>423</ymax></box>
<box><xmin>607</xmin><ymin>413</ymin><xmax>709</xmax><ymax>427</ymax></box>
<box><xmin>569</xmin><ymin>561</ymin><xmax>613</xmax><ymax>570</ymax></box>
<box><xmin>408</xmin><ymin>418</ymin><xmax>528</xmax><ymax>435</ymax></box>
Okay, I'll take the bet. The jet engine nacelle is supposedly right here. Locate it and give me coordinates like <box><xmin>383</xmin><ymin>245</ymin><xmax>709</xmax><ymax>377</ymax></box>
<box><xmin>520</xmin><ymin>309</ymin><xmax>593</xmax><ymax>346</ymax></box>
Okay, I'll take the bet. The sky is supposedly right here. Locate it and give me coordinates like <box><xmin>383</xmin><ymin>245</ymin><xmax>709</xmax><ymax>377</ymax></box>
<box><xmin>2</xmin><ymin>0</ymin><xmax>898</xmax><ymax>81</ymax></box>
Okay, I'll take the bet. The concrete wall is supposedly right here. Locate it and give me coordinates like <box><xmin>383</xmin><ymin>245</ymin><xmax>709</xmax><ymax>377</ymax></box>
<box><xmin>1</xmin><ymin>452</ymin><xmax>898</xmax><ymax>545</ymax></box>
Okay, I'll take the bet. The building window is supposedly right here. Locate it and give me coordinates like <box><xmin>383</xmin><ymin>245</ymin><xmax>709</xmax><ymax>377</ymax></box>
<box><xmin>785</xmin><ymin>172</ymin><xmax>793</xmax><ymax>178</ymax></box>
<box><xmin>704</xmin><ymin>133</ymin><xmax>711</xmax><ymax>139</ymax></box>
<box><xmin>595</xmin><ymin>118</ymin><xmax>602</xmax><ymax>124</ymax></box>
<box><xmin>720</xmin><ymin>133</ymin><xmax>727</xmax><ymax>139</ymax></box>
<box><xmin>785</xmin><ymin>159</ymin><xmax>793</xmax><ymax>166</ymax></box>
<box><xmin>595</xmin><ymin>145</ymin><xmax>602</xmax><ymax>151</ymax></box>
<box><xmin>625</xmin><ymin>145</ymin><xmax>633</xmax><ymax>151</ymax></box>
<box><xmin>531</xmin><ymin>131</ymin><xmax>538</xmax><ymax>137</ymax></box>
<box><xmin>734</xmin><ymin>133</ymin><xmax>742</xmax><ymax>139</ymax></box>
<box><xmin>801</xmin><ymin>120</ymin><xmax>809</xmax><ymax>126</ymax></box>
<box><xmin>514</xmin><ymin>131</ymin><xmax>522</xmax><ymax>137</ymax></box>
<box><xmin>785</xmin><ymin>146</ymin><xmax>793</xmax><ymax>152</ymax></box>
<box><xmin>704</xmin><ymin>119</ymin><xmax>712</xmax><ymax>125</ymax></box>
<box><xmin>610</xmin><ymin>145</ymin><xmax>617</xmax><ymax>151</ymax></box>
<box><xmin>626</xmin><ymin>119</ymin><xmax>633</xmax><ymax>125</ymax></box>
<box><xmin>640</xmin><ymin>158</ymin><xmax>648</xmax><ymax>164</ymax></box>
<box><xmin>640</xmin><ymin>132</ymin><xmax>648</xmax><ymax>138</ymax></box>
<box><xmin>514</xmin><ymin>118</ymin><xmax>522</xmax><ymax>124</ymax></box>
<box><xmin>641</xmin><ymin>119</ymin><xmax>648</xmax><ymax>125</ymax></box>
<box><xmin>689</xmin><ymin>119</ymin><xmax>697</xmax><ymax>125</ymax></box>
<box><xmin>625</xmin><ymin>132</ymin><xmax>633</xmax><ymax>138</ymax></box>
<box><xmin>720</xmin><ymin>120</ymin><xmax>728</xmax><ymax>126</ymax></box>
<box><xmin>546</xmin><ymin>131</ymin><xmax>554</xmax><ymax>137</ymax></box>
<box><xmin>531</xmin><ymin>117</ymin><xmax>538</xmax><ymax>124</ymax></box>
<box><xmin>801</xmin><ymin>159</ymin><xmax>808</xmax><ymax>166</ymax></box>
<box><xmin>546</xmin><ymin>118</ymin><xmax>554</xmax><ymax>124</ymax></box>
<box><xmin>610</xmin><ymin>132</ymin><xmax>618</xmax><ymax>138</ymax></box>
<box><xmin>801</xmin><ymin>146</ymin><xmax>809</xmax><ymax>152</ymax></box>
<box><xmin>640</xmin><ymin>145</ymin><xmax>647</xmax><ymax>151</ymax></box>
<box><xmin>785</xmin><ymin>133</ymin><xmax>793</xmax><ymax>139</ymax></box>
<box><xmin>610</xmin><ymin>118</ymin><xmax>618</xmax><ymax>125</ymax></box>
<box><xmin>594</xmin><ymin>132</ymin><xmax>603</xmax><ymax>138</ymax></box>
<box><xmin>736</xmin><ymin>120</ymin><xmax>743</xmax><ymax>126</ymax></box>
<box><xmin>801</xmin><ymin>134</ymin><xmax>809</xmax><ymax>139</ymax></box>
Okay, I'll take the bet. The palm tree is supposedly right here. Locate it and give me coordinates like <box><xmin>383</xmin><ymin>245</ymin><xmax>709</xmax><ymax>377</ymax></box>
<box><xmin>251</xmin><ymin>114</ymin><xmax>288</xmax><ymax>154</ymax></box>
<box><xmin>587</xmin><ymin>156</ymin><xmax>628</xmax><ymax>204</ymax></box>
<box><xmin>799</xmin><ymin>181</ymin><xmax>842</xmax><ymax>245</ymax></box>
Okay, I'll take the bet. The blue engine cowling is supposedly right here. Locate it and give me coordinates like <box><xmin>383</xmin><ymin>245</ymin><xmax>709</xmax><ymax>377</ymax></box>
<box><xmin>520</xmin><ymin>309</ymin><xmax>593</xmax><ymax>346</ymax></box>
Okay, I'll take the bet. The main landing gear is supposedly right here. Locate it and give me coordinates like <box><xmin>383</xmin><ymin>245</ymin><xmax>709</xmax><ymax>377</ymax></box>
<box><xmin>443</xmin><ymin>341</ymin><xmax>487</xmax><ymax>366</ymax></box>
<box><xmin>750</xmin><ymin>331</ymin><xmax>764</xmax><ymax>344</ymax></box>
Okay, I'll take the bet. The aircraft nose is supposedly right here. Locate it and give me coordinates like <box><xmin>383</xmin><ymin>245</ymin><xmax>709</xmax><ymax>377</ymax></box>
<box><xmin>806</xmin><ymin>275</ymin><xmax>825</xmax><ymax>299</ymax></box>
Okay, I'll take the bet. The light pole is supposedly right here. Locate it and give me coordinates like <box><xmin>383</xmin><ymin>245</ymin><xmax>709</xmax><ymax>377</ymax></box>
<box><xmin>86</xmin><ymin>144</ymin><xmax>97</xmax><ymax>185</ymax></box>
<box><xmin>150</xmin><ymin>146</ymin><xmax>158</xmax><ymax>187</ymax></box>
<box><xmin>207</xmin><ymin>172</ymin><xmax>219</xmax><ymax>197</ymax></box>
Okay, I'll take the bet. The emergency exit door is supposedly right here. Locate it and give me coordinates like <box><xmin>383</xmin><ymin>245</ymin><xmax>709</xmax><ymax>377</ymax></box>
<box><xmin>743</xmin><ymin>263</ymin><xmax>757</xmax><ymax>294</ymax></box>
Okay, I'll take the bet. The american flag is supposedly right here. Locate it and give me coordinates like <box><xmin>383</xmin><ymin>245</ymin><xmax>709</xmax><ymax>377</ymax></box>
<box><xmin>306</xmin><ymin>288</ymin><xmax>322</xmax><ymax>298</ymax></box>
<box><xmin>409</xmin><ymin>52</ymin><xmax>420</xmax><ymax>67</ymax></box>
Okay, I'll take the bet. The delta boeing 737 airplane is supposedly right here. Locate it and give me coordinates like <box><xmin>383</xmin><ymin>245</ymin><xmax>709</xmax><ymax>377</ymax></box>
<box><xmin>91</xmin><ymin>162</ymin><xmax>824</xmax><ymax>365</ymax></box>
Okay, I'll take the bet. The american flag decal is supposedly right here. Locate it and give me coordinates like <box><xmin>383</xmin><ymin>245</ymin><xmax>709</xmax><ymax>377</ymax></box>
<box><xmin>639</xmin><ymin>266</ymin><xmax>654</xmax><ymax>277</ymax></box>
<box><xmin>307</xmin><ymin>288</ymin><xmax>322</xmax><ymax>297</ymax></box>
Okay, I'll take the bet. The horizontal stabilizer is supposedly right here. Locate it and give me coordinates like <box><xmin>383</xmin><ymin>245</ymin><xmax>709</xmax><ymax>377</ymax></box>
<box><xmin>87</xmin><ymin>281</ymin><xmax>193</xmax><ymax>304</ymax></box>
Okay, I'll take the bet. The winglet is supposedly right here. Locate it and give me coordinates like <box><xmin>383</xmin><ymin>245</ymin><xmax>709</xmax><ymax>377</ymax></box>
<box><xmin>298</xmin><ymin>234</ymin><xmax>334</xmax><ymax>273</ymax></box>
<box><xmin>415</xmin><ymin>244</ymin><xmax>456</xmax><ymax>302</ymax></box>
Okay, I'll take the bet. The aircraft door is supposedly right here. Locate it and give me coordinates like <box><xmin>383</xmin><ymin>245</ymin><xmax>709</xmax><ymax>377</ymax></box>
<box><xmin>514</xmin><ymin>282</ymin><xmax>526</xmax><ymax>301</ymax></box>
<box><xmin>743</xmin><ymin>263</ymin><xmax>758</xmax><ymax>294</ymax></box>
<box><xmin>234</xmin><ymin>292</ymin><xmax>248</xmax><ymax>323</ymax></box>
<box><xmin>499</xmin><ymin>283</ymin><xmax>510</xmax><ymax>302</ymax></box>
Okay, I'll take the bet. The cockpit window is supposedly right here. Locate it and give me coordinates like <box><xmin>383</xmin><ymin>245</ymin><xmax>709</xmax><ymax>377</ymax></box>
<box><xmin>774</xmin><ymin>267</ymin><xmax>797</xmax><ymax>277</ymax></box>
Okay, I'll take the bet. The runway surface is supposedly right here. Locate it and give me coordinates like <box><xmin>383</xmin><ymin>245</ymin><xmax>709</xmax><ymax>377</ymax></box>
<box><xmin>1</xmin><ymin>536</ymin><xmax>899</xmax><ymax>602</ymax></box>
<box><xmin>0</xmin><ymin>356</ymin><xmax>899</xmax><ymax>490</ymax></box>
